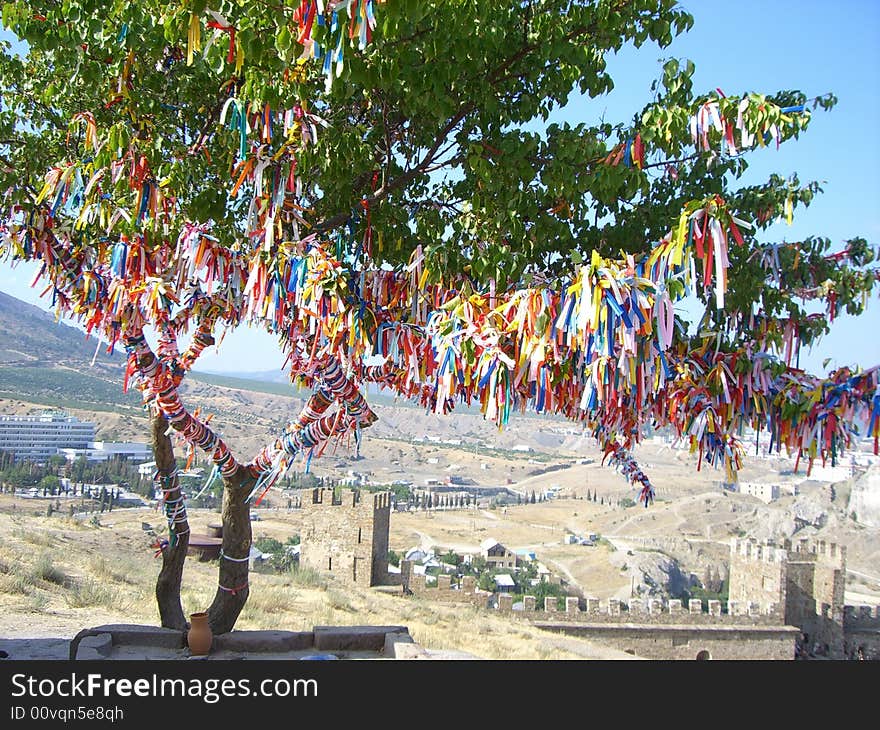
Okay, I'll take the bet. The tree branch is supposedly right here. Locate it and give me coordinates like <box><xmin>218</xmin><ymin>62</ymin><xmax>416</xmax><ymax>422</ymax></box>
<box><xmin>124</xmin><ymin>329</ymin><xmax>244</xmax><ymax>481</ymax></box>
<box><xmin>313</xmin><ymin>104</ymin><xmax>474</xmax><ymax>234</ymax></box>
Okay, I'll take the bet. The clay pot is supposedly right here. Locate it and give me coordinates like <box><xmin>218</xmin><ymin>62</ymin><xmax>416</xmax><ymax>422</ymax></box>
<box><xmin>187</xmin><ymin>612</ymin><xmax>212</xmax><ymax>656</ymax></box>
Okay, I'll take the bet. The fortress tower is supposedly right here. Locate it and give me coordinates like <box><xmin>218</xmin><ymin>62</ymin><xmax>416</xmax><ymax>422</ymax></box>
<box><xmin>299</xmin><ymin>487</ymin><xmax>391</xmax><ymax>587</ymax></box>
<box><xmin>728</xmin><ymin>538</ymin><xmax>847</xmax><ymax>657</ymax></box>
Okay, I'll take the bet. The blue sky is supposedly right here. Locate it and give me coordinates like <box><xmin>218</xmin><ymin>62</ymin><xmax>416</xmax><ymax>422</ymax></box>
<box><xmin>1</xmin><ymin>0</ymin><xmax>878</xmax><ymax>376</ymax></box>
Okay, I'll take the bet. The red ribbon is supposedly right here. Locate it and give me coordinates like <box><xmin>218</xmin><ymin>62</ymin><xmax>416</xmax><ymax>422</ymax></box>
<box><xmin>206</xmin><ymin>19</ymin><xmax>236</xmax><ymax>64</ymax></box>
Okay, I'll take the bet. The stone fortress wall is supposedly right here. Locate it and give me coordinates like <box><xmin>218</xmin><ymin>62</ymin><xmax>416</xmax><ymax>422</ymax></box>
<box><xmin>295</xmin><ymin>489</ymin><xmax>878</xmax><ymax>659</ymax></box>
<box><xmin>403</xmin><ymin>560</ymin><xmax>784</xmax><ymax>624</ymax></box>
<box><xmin>729</xmin><ymin>537</ymin><xmax>853</xmax><ymax>657</ymax></box>
<box><xmin>399</xmin><ymin>537</ymin><xmax>880</xmax><ymax>659</ymax></box>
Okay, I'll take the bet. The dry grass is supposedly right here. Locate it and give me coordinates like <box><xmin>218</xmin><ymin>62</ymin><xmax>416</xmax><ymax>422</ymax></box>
<box><xmin>25</xmin><ymin>592</ymin><xmax>50</xmax><ymax>612</ymax></box>
<box><xmin>64</xmin><ymin>579</ymin><xmax>117</xmax><ymax>609</ymax></box>
<box><xmin>246</xmin><ymin>585</ymin><xmax>298</xmax><ymax>615</ymax></box>
<box><xmin>12</xmin><ymin>526</ymin><xmax>57</xmax><ymax>548</ymax></box>
<box><xmin>0</xmin><ymin>572</ymin><xmax>33</xmax><ymax>596</ymax></box>
<box><xmin>0</xmin><ymin>499</ymin><xmax>680</xmax><ymax>658</ymax></box>
<box><xmin>32</xmin><ymin>553</ymin><xmax>68</xmax><ymax>586</ymax></box>
<box><xmin>89</xmin><ymin>555</ymin><xmax>143</xmax><ymax>585</ymax></box>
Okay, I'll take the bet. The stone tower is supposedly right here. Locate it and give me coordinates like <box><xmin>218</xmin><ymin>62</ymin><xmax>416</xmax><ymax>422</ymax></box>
<box><xmin>783</xmin><ymin>538</ymin><xmax>846</xmax><ymax>656</ymax></box>
<box><xmin>299</xmin><ymin>487</ymin><xmax>391</xmax><ymax>586</ymax></box>
<box><xmin>728</xmin><ymin>538</ymin><xmax>787</xmax><ymax>616</ymax></box>
<box><xmin>728</xmin><ymin>537</ymin><xmax>846</xmax><ymax>657</ymax></box>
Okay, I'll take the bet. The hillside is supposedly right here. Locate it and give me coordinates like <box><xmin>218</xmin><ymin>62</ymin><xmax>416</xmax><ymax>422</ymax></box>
<box><xmin>0</xmin><ymin>290</ymin><xmax>123</xmax><ymax>367</ymax></box>
<box><xmin>0</xmin><ymin>290</ymin><xmax>142</xmax><ymax>411</ymax></box>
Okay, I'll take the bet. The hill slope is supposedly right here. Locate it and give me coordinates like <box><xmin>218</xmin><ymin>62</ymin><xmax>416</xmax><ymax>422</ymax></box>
<box><xmin>0</xmin><ymin>290</ymin><xmax>122</xmax><ymax>366</ymax></box>
<box><xmin>0</xmin><ymin>291</ymin><xmax>144</xmax><ymax>410</ymax></box>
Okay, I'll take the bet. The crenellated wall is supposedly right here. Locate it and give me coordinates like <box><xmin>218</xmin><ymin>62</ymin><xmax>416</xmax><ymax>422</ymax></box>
<box><xmin>402</xmin><ymin>567</ymin><xmax>491</xmax><ymax>608</ymax></box>
<box><xmin>728</xmin><ymin>538</ymin><xmax>788</xmax><ymax>610</ymax></box>
<box><xmin>500</xmin><ymin>595</ymin><xmax>783</xmax><ymax>626</ymax></box>
<box><xmin>397</xmin><ymin>570</ymin><xmax>796</xmax><ymax>658</ymax></box>
<box><xmin>843</xmin><ymin>605</ymin><xmax>880</xmax><ymax>660</ymax></box>
<box><xmin>401</xmin><ymin>560</ymin><xmax>784</xmax><ymax>626</ymax></box>
<box><xmin>726</xmin><ymin>537</ymin><xmax>849</xmax><ymax>658</ymax></box>
<box><xmin>844</xmin><ymin>604</ymin><xmax>880</xmax><ymax>630</ymax></box>
<box><xmin>394</xmin><ymin>536</ymin><xmax>873</xmax><ymax>659</ymax></box>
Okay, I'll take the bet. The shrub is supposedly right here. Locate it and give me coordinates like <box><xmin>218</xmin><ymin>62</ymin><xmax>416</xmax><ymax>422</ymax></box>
<box><xmin>288</xmin><ymin>565</ymin><xmax>326</xmax><ymax>589</ymax></box>
<box><xmin>0</xmin><ymin>572</ymin><xmax>33</xmax><ymax>595</ymax></box>
<box><xmin>33</xmin><ymin>554</ymin><xmax>68</xmax><ymax>586</ymax></box>
<box><xmin>26</xmin><ymin>592</ymin><xmax>49</xmax><ymax>612</ymax></box>
<box><xmin>254</xmin><ymin>536</ymin><xmax>285</xmax><ymax>554</ymax></box>
<box><xmin>65</xmin><ymin>578</ymin><xmax>114</xmax><ymax>608</ymax></box>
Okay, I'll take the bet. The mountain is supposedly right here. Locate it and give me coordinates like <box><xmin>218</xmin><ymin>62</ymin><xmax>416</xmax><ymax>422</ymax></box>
<box><xmin>0</xmin><ymin>290</ymin><xmax>123</xmax><ymax>367</ymax></box>
<box><xmin>0</xmin><ymin>290</ymin><xmax>142</xmax><ymax>410</ymax></box>
<box><xmin>195</xmin><ymin>367</ymin><xmax>289</xmax><ymax>384</ymax></box>
<box><xmin>0</xmin><ymin>292</ymin><xmax>296</xmax><ymax>409</ymax></box>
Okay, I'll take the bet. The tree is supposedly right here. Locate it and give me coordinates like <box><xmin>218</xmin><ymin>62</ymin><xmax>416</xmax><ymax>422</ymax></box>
<box><xmin>709</xmin><ymin>566</ymin><xmax>722</xmax><ymax>593</ymax></box>
<box><xmin>439</xmin><ymin>550</ymin><xmax>461</xmax><ymax>566</ymax></box>
<box><xmin>521</xmin><ymin>578</ymin><xmax>569</xmax><ymax>610</ymax></box>
<box><xmin>47</xmin><ymin>454</ymin><xmax>67</xmax><ymax>471</ymax></box>
<box><xmin>38</xmin><ymin>474</ymin><xmax>60</xmax><ymax>494</ymax></box>
<box><xmin>477</xmin><ymin>572</ymin><xmax>494</xmax><ymax>592</ymax></box>
<box><xmin>1</xmin><ymin>0</ymin><xmax>876</xmax><ymax>635</ymax></box>
<box><xmin>703</xmin><ymin>565</ymin><xmax>713</xmax><ymax>593</ymax></box>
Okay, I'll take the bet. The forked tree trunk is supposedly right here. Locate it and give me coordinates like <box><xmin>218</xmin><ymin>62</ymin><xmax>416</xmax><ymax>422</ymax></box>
<box><xmin>207</xmin><ymin>469</ymin><xmax>255</xmax><ymax>634</ymax></box>
<box><xmin>150</xmin><ymin>413</ymin><xmax>189</xmax><ymax>631</ymax></box>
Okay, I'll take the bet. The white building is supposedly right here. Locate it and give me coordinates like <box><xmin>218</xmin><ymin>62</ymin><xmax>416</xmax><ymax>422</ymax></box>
<box><xmin>137</xmin><ymin>460</ymin><xmax>156</xmax><ymax>477</ymax></box>
<box><xmin>736</xmin><ymin>481</ymin><xmax>780</xmax><ymax>504</ymax></box>
<box><xmin>0</xmin><ymin>412</ymin><xmax>95</xmax><ymax>463</ymax></box>
<box><xmin>58</xmin><ymin>441</ymin><xmax>151</xmax><ymax>462</ymax></box>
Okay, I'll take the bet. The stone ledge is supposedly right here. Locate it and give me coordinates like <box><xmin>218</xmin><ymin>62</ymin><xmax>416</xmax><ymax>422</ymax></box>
<box><xmin>85</xmin><ymin>625</ymin><xmax>185</xmax><ymax>649</ymax></box>
<box><xmin>384</xmin><ymin>630</ymin><xmax>429</xmax><ymax>659</ymax></box>
<box><xmin>314</xmin><ymin>625</ymin><xmax>408</xmax><ymax>651</ymax></box>
<box><xmin>212</xmin><ymin>631</ymin><xmax>315</xmax><ymax>653</ymax></box>
<box><xmin>79</xmin><ymin>634</ymin><xmax>112</xmax><ymax>657</ymax></box>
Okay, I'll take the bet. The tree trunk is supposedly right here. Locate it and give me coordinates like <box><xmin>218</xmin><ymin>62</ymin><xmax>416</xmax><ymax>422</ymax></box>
<box><xmin>207</xmin><ymin>469</ymin><xmax>254</xmax><ymax>634</ymax></box>
<box><xmin>151</xmin><ymin>413</ymin><xmax>189</xmax><ymax>631</ymax></box>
